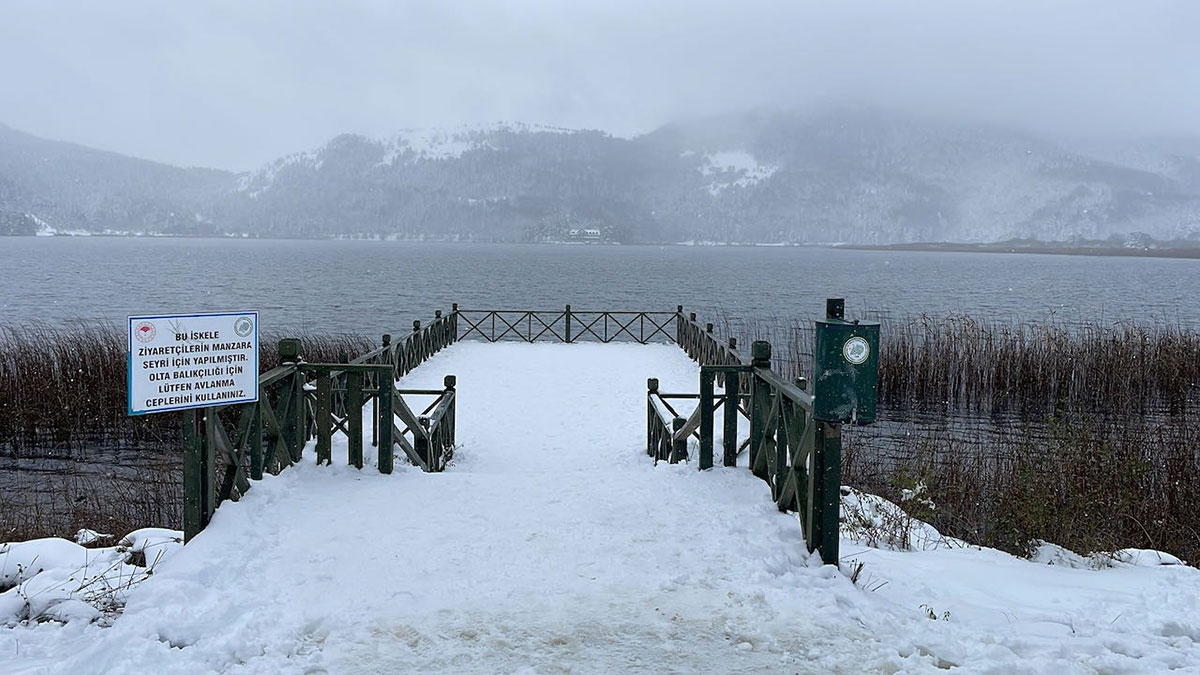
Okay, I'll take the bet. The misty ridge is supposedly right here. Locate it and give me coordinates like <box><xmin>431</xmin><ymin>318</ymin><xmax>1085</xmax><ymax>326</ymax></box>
<box><xmin>3</xmin><ymin>105</ymin><xmax>1200</xmax><ymax>246</ymax></box>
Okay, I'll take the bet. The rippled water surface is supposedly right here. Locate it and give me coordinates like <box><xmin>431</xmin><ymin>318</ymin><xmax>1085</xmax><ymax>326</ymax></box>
<box><xmin>1</xmin><ymin>237</ymin><xmax>1198</xmax><ymax>332</ymax></box>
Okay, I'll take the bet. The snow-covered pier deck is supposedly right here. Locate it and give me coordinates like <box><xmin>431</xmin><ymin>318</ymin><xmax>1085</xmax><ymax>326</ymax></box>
<box><xmin>5</xmin><ymin>342</ymin><xmax>1200</xmax><ymax>673</ymax></box>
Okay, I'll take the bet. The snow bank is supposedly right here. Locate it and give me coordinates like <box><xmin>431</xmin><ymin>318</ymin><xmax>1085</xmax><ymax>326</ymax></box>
<box><xmin>0</xmin><ymin>529</ymin><xmax>182</xmax><ymax>627</ymax></box>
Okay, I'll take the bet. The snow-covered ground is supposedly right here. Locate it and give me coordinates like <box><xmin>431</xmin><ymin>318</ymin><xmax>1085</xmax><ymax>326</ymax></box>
<box><xmin>2</xmin><ymin>342</ymin><xmax>1198</xmax><ymax>673</ymax></box>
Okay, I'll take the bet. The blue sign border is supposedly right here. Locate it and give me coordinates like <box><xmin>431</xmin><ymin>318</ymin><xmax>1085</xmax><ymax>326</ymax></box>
<box><xmin>128</xmin><ymin>311</ymin><xmax>259</xmax><ymax>416</ymax></box>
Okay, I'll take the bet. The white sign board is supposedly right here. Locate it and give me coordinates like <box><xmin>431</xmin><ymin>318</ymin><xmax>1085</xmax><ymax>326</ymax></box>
<box><xmin>128</xmin><ymin>312</ymin><xmax>259</xmax><ymax>415</ymax></box>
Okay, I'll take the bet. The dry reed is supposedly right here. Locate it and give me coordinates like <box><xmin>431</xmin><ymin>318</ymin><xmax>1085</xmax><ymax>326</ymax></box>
<box><xmin>4</xmin><ymin>318</ymin><xmax>1199</xmax><ymax>562</ymax></box>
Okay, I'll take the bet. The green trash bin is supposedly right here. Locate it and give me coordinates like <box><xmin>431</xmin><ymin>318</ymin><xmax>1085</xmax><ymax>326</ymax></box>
<box><xmin>813</xmin><ymin>299</ymin><xmax>879</xmax><ymax>424</ymax></box>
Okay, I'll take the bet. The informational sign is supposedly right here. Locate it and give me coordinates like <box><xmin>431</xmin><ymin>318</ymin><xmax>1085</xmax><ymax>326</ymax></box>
<box><xmin>128</xmin><ymin>312</ymin><xmax>259</xmax><ymax>415</ymax></box>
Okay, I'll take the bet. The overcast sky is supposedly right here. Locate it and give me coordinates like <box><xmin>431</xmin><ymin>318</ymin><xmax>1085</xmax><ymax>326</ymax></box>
<box><xmin>2</xmin><ymin>1</ymin><xmax>1197</xmax><ymax>171</ymax></box>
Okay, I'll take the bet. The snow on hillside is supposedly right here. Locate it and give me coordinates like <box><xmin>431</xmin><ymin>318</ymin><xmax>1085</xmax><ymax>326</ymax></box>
<box><xmin>380</xmin><ymin>122</ymin><xmax>578</xmax><ymax>165</ymax></box>
<box><xmin>699</xmin><ymin>150</ymin><xmax>778</xmax><ymax>194</ymax></box>
<box><xmin>235</xmin><ymin>148</ymin><xmax>323</xmax><ymax>199</ymax></box>
<box><xmin>235</xmin><ymin>122</ymin><xmax>583</xmax><ymax>198</ymax></box>
<box><xmin>2</xmin><ymin>343</ymin><xmax>1197</xmax><ymax>673</ymax></box>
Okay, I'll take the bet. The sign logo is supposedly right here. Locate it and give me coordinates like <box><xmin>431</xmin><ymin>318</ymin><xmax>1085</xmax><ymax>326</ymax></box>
<box><xmin>843</xmin><ymin>336</ymin><xmax>870</xmax><ymax>365</ymax></box>
<box><xmin>134</xmin><ymin>321</ymin><xmax>157</xmax><ymax>343</ymax></box>
<box><xmin>234</xmin><ymin>316</ymin><xmax>254</xmax><ymax>337</ymax></box>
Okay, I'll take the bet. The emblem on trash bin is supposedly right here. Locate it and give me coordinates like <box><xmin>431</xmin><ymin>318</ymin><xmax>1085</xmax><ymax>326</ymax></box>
<box><xmin>842</xmin><ymin>336</ymin><xmax>870</xmax><ymax>365</ymax></box>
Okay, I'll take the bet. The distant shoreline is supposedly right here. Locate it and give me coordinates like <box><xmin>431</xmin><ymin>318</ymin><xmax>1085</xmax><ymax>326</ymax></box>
<box><xmin>8</xmin><ymin>232</ymin><xmax>1200</xmax><ymax>259</ymax></box>
<box><xmin>834</xmin><ymin>242</ymin><xmax>1200</xmax><ymax>260</ymax></box>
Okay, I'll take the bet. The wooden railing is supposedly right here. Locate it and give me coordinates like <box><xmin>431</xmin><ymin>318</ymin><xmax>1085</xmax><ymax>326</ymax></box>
<box><xmin>182</xmin><ymin>310</ymin><xmax>460</xmax><ymax>541</ymax></box>
<box><xmin>645</xmin><ymin>343</ymin><xmax>840</xmax><ymax>563</ymax></box>
<box><xmin>182</xmin><ymin>361</ymin><xmax>306</xmax><ymax>541</ymax></box>
<box><xmin>457</xmin><ymin>306</ymin><xmax>678</xmax><ymax>344</ymax></box>
<box><xmin>182</xmin><ymin>300</ymin><xmax>873</xmax><ymax>564</ymax></box>
<box><xmin>648</xmin><ymin>300</ymin><xmax>878</xmax><ymax>566</ymax></box>
<box><xmin>350</xmin><ymin>309</ymin><xmax>458</xmax><ymax>378</ymax></box>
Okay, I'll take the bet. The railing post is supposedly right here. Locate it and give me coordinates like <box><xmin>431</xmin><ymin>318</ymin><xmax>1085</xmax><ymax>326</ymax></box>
<box><xmin>451</xmin><ymin>303</ymin><xmax>460</xmax><ymax>342</ymax></box>
<box><xmin>202</xmin><ymin>412</ymin><xmax>218</xmax><ymax>523</ymax></box>
<box><xmin>373</xmin><ymin>334</ymin><xmax>391</xmax><ymax>448</ymax></box>
<box><xmin>346</xmin><ymin>369</ymin><xmax>363</xmax><ymax>469</ymax></box>
<box><xmin>293</xmin><ymin>366</ymin><xmax>307</xmax><ymax>461</ymax></box>
<box><xmin>699</xmin><ymin>368</ymin><xmax>715</xmax><ymax>470</ymax></box>
<box><xmin>723</xmin><ymin>363</ymin><xmax>740</xmax><ymax>468</ymax></box>
<box><xmin>377</xmin><ymin>369</ymin><xmax>394</xmax><ymax>474</ymax></box>
<box><xmin>565</xmin><ymin>304</ymin><xmax>572</xmax><ymax>343</ymax></box>
<box><xmin>675</xmin><ymin>305</ymin><xmax>683</xmax><ymax>345</ymax></box>
<box><xmin>749</xmin><ymin>341</ymin><xmax>771</xmax><ymax>480</ymax></box>
<box><xmin>182</xmin><ymin>408</ymin><xmax>211</xmax><ymax>543</ymax></box>
<box><xmin>316</xmin><ymin>370</ymin><xmax>332</xmax><ymax>465</ymax></box>
<box><xmin>646</xmin><ymin>378</ymin><xmax>659</xmax><ymax>457</ymax></box>
<box><xmin>249</xmin><ymin>390</ymin><xmax>264</xmax><ymax>480</ymax></box>
<box><xmin>278</xmin><ymin>338</ymin><xmax>304</xmax><ymax>464</ymax></box>
<box><xmin>671</xmin><ymin>416</ymin><xmax>687</xmax><ymax>463</ymax></box>
<box><xmin>808</xmin><ymin>421</ymin><xmax>842</xmax><ymax>565</ymax></box>
<box><xmin>443</xmin><ymin>375</ymin><xmax>457</xmax><ymax>453</ymax></box>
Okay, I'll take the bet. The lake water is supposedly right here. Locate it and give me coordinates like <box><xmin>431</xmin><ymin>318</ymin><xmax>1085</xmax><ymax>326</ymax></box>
<box><xmin>2</xmin><ymin>237</ymin><xmax>1198</xmax><ymax>333</ymax></box>
<box><xmin>3</xmin><ymin>237</ymin><xmax>1196</xmax><ymax>532</ymax></box>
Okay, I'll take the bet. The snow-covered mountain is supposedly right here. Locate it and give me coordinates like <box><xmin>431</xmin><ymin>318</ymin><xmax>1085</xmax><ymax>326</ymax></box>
<box><xmin>4</xmin><ymin>109</ymin><xmax>1200</xmax><ymax>243</ymax></box>
<box><xmin>0</xmin><ymin>123</ymin><xmax>232</xmax><ymax>236</ymax></box>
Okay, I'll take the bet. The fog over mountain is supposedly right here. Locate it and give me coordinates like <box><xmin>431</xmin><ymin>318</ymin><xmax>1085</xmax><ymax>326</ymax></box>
<box><xmin>2</xmin><ymin>2</ymin><xmax>1197</xmax><ymax>243</ymax></box>
<box><xmin>3</xmin><ymin>108</ymin><xmax>1199</xmax><ymax>244</ymax></box>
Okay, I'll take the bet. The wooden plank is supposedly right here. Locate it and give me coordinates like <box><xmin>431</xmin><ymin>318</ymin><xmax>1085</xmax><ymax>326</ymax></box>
<box><xmin>391</xmin><ymin>393</ymin><xmax>425</xmax><ymax>436</ymax></box>
<box><xmin>391</xmin><ymin>424</ymin><xmax>427</xmax><ymax>471</ymax></box>
<box><xmin>210</xmin><ymin>414</ymin><xmax>251</xmax><ymax>498</ymax></box>
<box><xmin>671</xmin><ymin>398</ymin><xmax>703</xmax><ymax>443</ymax></box>
<box><xmin>774</xmin><ymin>398</ymin><xmax>791</xmax><ymax>503</ymax></box>
<box><xmin>424</xmin><ymin>391</ymin><xmax>455</xmax><ymax>436</ymax></box>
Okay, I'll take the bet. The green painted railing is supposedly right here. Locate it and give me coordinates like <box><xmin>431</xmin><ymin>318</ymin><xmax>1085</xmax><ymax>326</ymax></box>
<box><xmin>182</xmin><ymin>360</ymin><xmax>306</xmax><ymax>540</ymax></box>
<box><xmin>182</xmin><ymin>310</ymin><xmax>459</xmax><ymax>541</ymax></box>
<box><xmin>648</xmin><ymin>300</ymin><xmax>879</xmax><ymax>565</ymax></box>
<box><xmin>457</xmin><ymin>306</ymin><xmax>678</xmax><ymax>344</ymax></box>
<box><xmin>182</xmin><ymin>300</ymin><xmax>875</xmax><ymax>564</ymax></box>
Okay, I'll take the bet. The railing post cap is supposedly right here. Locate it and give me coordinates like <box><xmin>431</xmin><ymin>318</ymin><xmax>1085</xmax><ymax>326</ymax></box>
<box><xmin>705</xmin><ymin>322</ymin><xmax>713</xmax><ymax>332</ymax></box>
<box><xmin>689</xmin><ymin>312</ymin><xmax>696</xmax><ymax>321</ymax></box>
<box><xmin>647</xmin><ymin>377</ymin><xmax>659</xmax><ymax>391</ymax></box>
<box><xmin>826</xmin><ymin>298</ymin><xmax>845</xmax><ymax>320</ymax></box>
<box><xmin>751</xmin><ymin>340</ymin><xmax>771</xmax><ymax>363</ymax></box>
<box><xmin>413</xmin><ymin>320</ymin><xmax>421</xmax><ymax>332</ymax></box>
<box><xmin>728</xmin><ymin>337</ymin><xmax>737</xmax><ymax>349</ymax></box>
<box><xmin>277</xmin><ymin>338</ymin><xmax>302</xmax><ymax>362</ymax></box>
<box><xmin>435</xmin><ymin>310</ymin><xmax>442</xmax><ymax>318</ymax></box>
<box><xmin>382</xmin><ymin>333</ymin><xmax>392</xmax><ymax>346</ymax></box>
<box><xmin>444</xmin><ymin>374</ymin><xmax>457</xmax><ymax>389</ymax></box>
<box><xmin>452</xmin><ymin>302</ymin><xmax>459</xmax><ymax>311</ymax></box>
